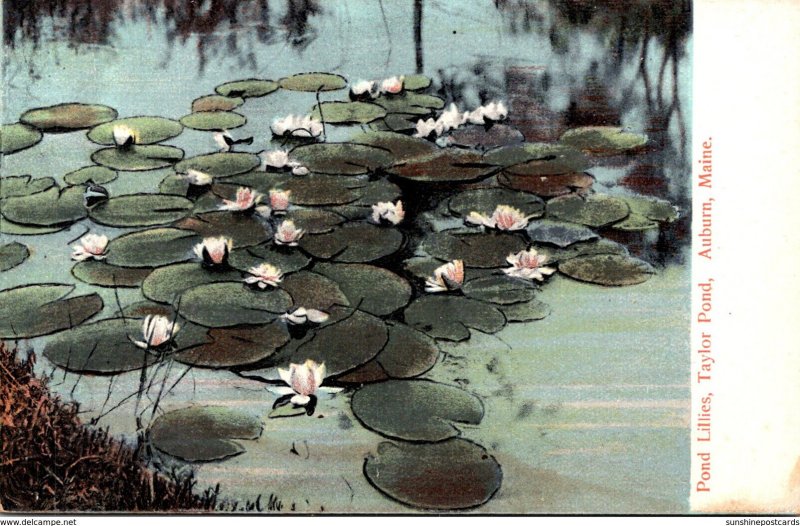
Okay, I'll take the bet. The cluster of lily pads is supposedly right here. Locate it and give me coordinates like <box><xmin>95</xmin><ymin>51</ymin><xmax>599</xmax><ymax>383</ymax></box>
<box><xmin>0</xmin><ymin>70</ymin><xmax>678</xmax><ymax>511</ymax></box>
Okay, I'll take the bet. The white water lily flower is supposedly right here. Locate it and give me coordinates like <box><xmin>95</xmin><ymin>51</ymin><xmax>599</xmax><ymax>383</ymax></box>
<box><xmin>269</xmin><ymin>189</ymin><xmax>291</xmax><ymax>213</ymax></box>
<box><xmin>219</xmin><ymin>187</ymin><xmax>262</xmax><ymax>212</ymax></box>
<box><xmin>271</xmin><ymin>114</ymin><xmax>323</xmax><ymax>138</ymax></box>
<box><xmin>281</xmin><ymin>307</ymin><xmax>330</xmax><ymax>326</ymax></box>
<box><xmin>503</xmin><ymin>248</ymin><xmax>556</xmax><ymax>281</ymax></box>
<box><xmin>259</xmin><ymin>149</ymin><xmax>291</xmax><ymax>170</ymax></box>
<box><xmin>465</xmin><ymin>205</ymin><xmax>533</xmax><ymax>231</ymax></box>
<box><xmin>351</xmin><ymin>79</ymin><xmax>376</xmax><ymax>97</ymax></box>
<box><xmin>71</xmin><ymin>233</ymin><xmax>109</xmax><ymax>261</ymax></box>
<box><xmin>467</xmin><ymin>101</ymin><xmax>508</xmax><ymax>125</ymax></box>
<box><xmin>274</xmin><ymin>220</ymin><xmax>304</xmax><ymax>246</ymax></box>
<box><xmin>193</xmin><ymin>236</ymin><xmax>232</xmax><ymax>266</ymax></box>
<box><xmin>131</xmin><ymin>315</ymin><xmax>180</xmax><ymax>349</ymax></box>
<box><xmin>244</xmin><ymin>263</ymin><xmax>284</xmax><ymax>289</ymax></box>
<box><xmin>214</xmin><ymin>130</ymin><xmax>233</xmax><ymax>152</ymax></box>
<box><xmin>271</xmin><ymin>360</ymin><xmax>342</xmax><ymax>406</ymax></box>
<box><xmin>425</xmin><ymin>259</ymin><xmax>465</xmax><ymax>293</ymax></box>
<box><xmin>413</xmin><ymin>117</ymin><xmax>438</xmax><ymax>139</ymax></box>
<box><xmin>380</xmin><ymin>75</ymin><xmax>404</xmax><ymax>94</ymax></box>
<box><xmin>290</xmin><ymin>164</ymin><xmax>309</xmax><ymax>176</ymax></box>
<box><xmin>371</xmin><ymin>200</ymin><xmax>404</xmax><ymax>225</ymax></box>
<box><xmin>255</xmin><ymin>205</ymin><xmax>273</xmax><ymax>218</ymax></box>
<box><xmin>438</xmin><ymin>103</ymin><xmax>467</xmax><ymax>133</ymax></box>
<box><xmin>179</xmin><ymin>169</ymin><xmax>213</xmax><ymax>186</ymax></box>
<box><xmin>113</xmin><ymin>125</ymin><xmax>136</xmax><ymax>147</ymax></box>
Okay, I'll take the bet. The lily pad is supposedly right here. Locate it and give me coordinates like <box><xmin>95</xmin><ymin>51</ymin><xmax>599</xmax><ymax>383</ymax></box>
<box><xmin>311</xmin><ymin>102</ymin><xmax>387</xmax><ymax>124</ymax></box>
<box><xmin>20</xmin><ymin>103</ymin><xmax>117</xmax><ymax>131</ymax></box>
<box><xmin>89</xmin><ymin>194</ymin><xmax>193</xmax><ymax>227</ymax></box>
<box><xmin>290</xmin><ymin>143</ymin><xmax>393</xmax><ymax>175</ymax></box>
<box><xmin>486</xmin><ymin>143</ymin><xmax>590</xmax><ymax>174</ymax></box>
<box><xmin>215</xmin><ymin>79</ymin><xmax>279</xmax><ymax>98</ymax></box>
<box><xmin>150</xmin><ymin>405</ymin><xmax>262</xmax><ymax>462</ymax></box>
<box><xmin>71</xmin><ymin>260</ymin><xmax>153</xmax><ymax>287</ymax></box>
<box><xmin>1</xmin><ymin>123</ymin><xmax>43</xmax><ymax>154</ymax></box>
<box><xmin>0</xmin><ymin>217</ymin><xmax>66</xmax><ymax>236</ymax></box>
<box><xmin>446</xmin><ymin>124</ymin><xmax>524</xmax><ymax>151</ymax></box>
<box><xmin>301</xmin><ymin>222</ymin><xmax>404</xmax><ymax>263</ymax></box>
<box><xmin>1</xmin><ymin>175</ymin><xmax>57</xmax><ymax>199</ymax></box>
<box><xmin>175</xmin><ymin>322</ymin><xmax>290</xmax><ymax>368</ymax></box>
<box><xmin>352</xmin><ymin>379</ymin><xmax>483</xmax><ymax>442</ymax></box>
<box><xmin>314</xmin><ymin>263</ymin><xmax>412</xmax><ymax>317</ymax></box>
<box><xmin>174</xmin><ymin>211</ymin><xmax>271</xmax><ymax>248</ymax></box>
<box><xmin>285</xmin><ymin>208</ymin><xmax>345</xmax><ymax>234</ymax></box>
<box><xmin>2</xmin><ymin>186</ymin><xmax>86</xmax><ymax>226</ymax></box>
<box><xmin>447</xmin><ymin>188</ymin><xmax>545</xmax><ymax>219</ymax></box>
<box><xmin>0</xmin><ymin>284</ymin><xmax>103</xmax><ymax>339</ymax></box>
<box><xmin>191</xmin><ymin>94</ymin><xmax>245</xmax><ymax>112</ymax></box>
<box><xmin>280</xmin><ymin>271</ymin><xmax>349</xmax><ymax>311</ymax></box>
<box><xmin>106</xmin><ymin>228</ymin><xmax>200</xmax><ymax>267</ymax></box>
<box><xmin>180</xmin><ymin>111</ymin><xmax>246</xmax><ymax>131</ymax></box>
<box><xmin>179</xmin><ymin>282</ymin><xmax>292</xmax><ymax>328</ymax></box>
<box><xmin>560</xmin><ymin>126</ymin><xmax>648</xmax><ymax>155</ymax></box>
<box><xmin>388</xmin><ymin>149</ymin><xmax>499</xmax><ymax>183</ymax></box>
<box><xmin>91</xmin><ymin>145</ymin><xmax>184</xmax><ymax>171</ymax></box>
<box><xmin>174</xmin><ymin>152</ymin><xmax>260</xmax><ymax>178</ymax></box>
<box><xmin>142</xmin><ymin>262</ymin><xmax>242</xmax><ymax>304</ymax></box>
<box><xmin>281</xmin><ymin>175</ymin><xmax>363</xmax><ymax>206</ymax></box>
<box><xmin>526</xmin><ymin>219</ymin><xmax>599</xmax><ymax>247</ymax></box>
<box><xmin>0</xmin><ymin>242</ymin><xmax>29</xmax><ymax>272</ymax></box>
<box><xmin>278</xmin><ymin>73</ymin><xmax>347</xmax><ymax>92</ymax></box>
<box><xmin>422</xmin><ymin>231</ymin><xmax>527</xmax><ymax>269</ymax></box>
<box><xmin>377</xmin><ymin>322</ymin><xmax>440</xmax><ymax>378</ymax></box>
<box><xmin>228</xmin><ymin>245</ymin><xmax>310</xmax><ymax>275</ymax></box>
<box><xmin>498</xmin><ymin>171</ymin><xmax>595</xmax><ymax>197</ymax></box>
<box><xmin>558</xmin><ymin>254</ymin><xmax>655</xmax><ymax>286</ymax></box>
<box><xmin>63</xmin><ymin>165</ymin><xmax>117</xmax><ymax>186</ymax></box>
<box><xmin>612</xmin><ymin>195</ymin><xmax>680</xmax><ymax>231</ymax></box>
<box><xmin>403</xmin><ymin>74</ymin><xmax>432</xmax><ymax>91</ymax></box>
<box><xmin>374</xmin><ymin>93</ymin><xmax>445</xmax><ymax>115</ymax></box>
<box><xmin>87</xmin><ymin>116</ymin><xmax>183</xmax><ymax>145</ymax></box>
<box><xmin>348</xmin><ymin>131</ymin><xmax>436</xmax><ymax>161</ymax></box>
<box><xmin>403</xmin><ymin>295</ymin><xmax>506</xmax><ymax>341</ymax></box>
<box><xmin>546</xmin><ymin>194</ymin><xmax>630</xmax><ymax>228</ymax></box>
<box><xmin>499</xmin><ymin>299</ymin><xmax>551</xmax><ymax>322</ymax></box>
<box><xmin>462</xmin><ymin>275</ymin><xmax>536</xmax><ymax>305</ymax></box>
<box><xmin>535</xmin><ymin>238</ymin><xmax>628</xmax><ymax>264</ymax></box>
<box><xmin>364</xmin><ymin>439</ymin><xmax>502</xmax><ymax>510</ymax></box>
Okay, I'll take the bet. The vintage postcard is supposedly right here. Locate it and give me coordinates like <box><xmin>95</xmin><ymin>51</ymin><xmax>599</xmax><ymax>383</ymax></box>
<box><xmin>0</xmin><ymin>0</ymin><xmax>796</xmax><ymax>516</ymax></box>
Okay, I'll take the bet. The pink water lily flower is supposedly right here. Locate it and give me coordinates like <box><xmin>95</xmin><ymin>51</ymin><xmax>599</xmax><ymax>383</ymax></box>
<box><xmin>219</xmin><ymin>187</ymin><xmax>262</xmax><ymax>212</ymax></box>
<box><xmin>281</xmin><ymin>307</ymin><xmax>330</xmax><ymax>326</ymax></box>
<box><xmin>425</xmin><ymin>259</ymin><xmax>465</xmax><ymax>293</ymax></box>
<box><xmin>371</xmin><ymin>200</ymin><xmax>404</xmax><ymax>225</ymax></box>
<box><xmin>503</xmin><ymin>248</ymin><xmax>556</xmax><ymax>281</ymax></box>
<box><xmin>244</xmin><ymin>263</ymin><xmax>283</xmax><ymax>289</ymax></box>
<box><xmin>380</xmin><ymin>75</ymin><xmax>405</xmax><ymax>94</ymax></box>
<box><xmin>131</xmin><ymin>315</ymin><xmax>180</xmax><ymax>349</ymax></box>
<box><xmin>269</xmin><ymin>189</ymin><xmax>292</xmax><ymax>214</ymax></box>
<box><xmin>274</xmin><ymin>220</ymin><xmax>304</xmax><ymax>246</ymax></box>
<box><xmin>71</xmin><ymin>234</ymin><xmax>109</xmax><ymax>261</ymax></box>
<box><xmin>179</xmin><ymin>169</ymin><xmax>213</xmax><ymax>186</ymax></box>
<box><xmin>193</xmin><ymin>236</ymin><xmax>232</xmax><ymax>266</ymax></box>
<box><xmin>465</xmin><ymin>205</ymin><xmax>533</xmax><ymax>231</ymax></box>
<box><xmin>271</xmin><ymin>360</ymin><xmax>342</xmax><ymax>406</ymax></box>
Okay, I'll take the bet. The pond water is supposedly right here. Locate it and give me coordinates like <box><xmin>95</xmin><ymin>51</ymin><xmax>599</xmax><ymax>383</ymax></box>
<box><xmin>1</xmin><ymin>0</ymin><xmax>692</xmax><ymax>513</ymax></box>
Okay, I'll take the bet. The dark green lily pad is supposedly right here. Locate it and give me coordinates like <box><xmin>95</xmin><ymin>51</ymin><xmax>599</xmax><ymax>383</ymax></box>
<box><xmin>175</xmin><ymin>322</ymin><xmax>290</xmax><ymax>368</ymax></box>
<box><xmin>173</xmin><ymin>211</ymin><xmax>271</xmax><ymax>248</ymax></box>
<box><xmin>558</xmin><ymin>254</ymin><xmax>655</xmax><ymax>286</ymax></box>
<box><xmin>278</xmin><ymin>73</ymin><xmax>347</xmax><ymax>92</ymax></box>
<box><xmin>403</xmin><ymin>74</ymin><xmax>431</xmax><ymax>91</ymax></box>
<box><xmin>1</xmin><ymin>175</ymin><xmax>57</xmax><ymax>199</ymax></box>
<box><xmin>546</xmin><ymin>194</ymin><xmax>630</xmax><ymax>227</ymax></box>
<box><xmin>499</xmin><ymin>299</ymin><xmax>551</xmax><ymax>322</ymax></box>
<box><xmin>1</xmin><ymin>123</ymin><xmax>43</xmax><ymax>154</ymax></box>
<box><xmin>180</xmin><ymin>111</ymin><xmax>246</xmax><ymax>131</ymax></box>
<box><xmin>215</xmin><ymin>79</ymin><xmax>279</xmax><ymax>98</ymax></box>
<box><xmin>71</xmin><ymin>260</ymin><xmax>153</xmax><ymax>287</ymax></box>
<box><xmin>158</xmin><ymin>173</ymin><xmax>191</xmax><ymax>196</ymax></box>
<box><xmin>174</xmin><ymin>152</ymin><xmax>260</xmax><ymax>178</ymax></box>
<box><xmin>560</xmin><ymin>126</ymin><xmax>648</xmax><ymax>155</ymax></box>
<box><xmin>91</xmin><ymin>145</ymin><xmax>184</xmax><ymax>171</ymax></box>
<box><xmin>535</xmin><ymin>238</ymin><xmax>628</xmax><ymax>264</ymax></box>
<box><xmin>117</xmin><ymin>301</ymin><xmax>175</xmax><ymax>319</ymax></box>
<box><xmin>364</xmin><ymin>439</ymin><xmax>502</xmax><ymax>510</ymax></box>
<box><xmin>446</xmin><ymin>124</ymin><xmax>524</xmax><ymax>151</ymax></box>
<box><xmin>388</xmin><ymin>149</ymin><xmax>498</xmax><ymax>183</ymax></box>
<box><xmin>20</xmin><ymin>103</ymin><xmax>117</xmax><ymax>131</ymax></box>
<box><xmin>191</xmin><ymin>94</ymin><xmax>245</xmax><ymax>112</ymax></box>
<box><xmin>612</xmin><ymin>195</ymin><xmax>680</xmax><ymax>231</ymax></box>
<box><xmin>352</xmin><ymin>379</ymin><xmax>483</xmax><ymax>442</ymax></box>
<box><xmin>0</xmin><ymin>217</ymin><xmax>66</xmax><ymax>236</ymax></box>
<box><xmin>374</xmin><ymin>93</ymin><xmax>445</xmax><ymax>115</ymax></box>
<box><xmin>462</xmin><ymin>275</ymin><xmax>536</xmax><ymax>305</ymax></box>
<box><xmin>105</xmin><ymin>228</ymin><xmax>200</xmax><ymax>268</ymax></box>
<box><xmin>63</xmin><ymin>165</ymin><xmax>118</xmax><ymax>186</ymax></box>
<box><xmin>150</xmin><ymin>405</ymin><xmax>262</xmax><ymax>462</ymax></box>
<box><xmin>179</xmin><ymin>282</ymin><xmax>292</xmax><ymax>327</ymax></box>
<box><xmin>87</xmin><ymin>117</ymin><xmax>183</xmax><ymax>145</ymax></box>
<box><xmin>281</xmin><ymin>175</ymin><xmax>363</xmax><ymax>206</ymax></box>
<box><xmin>422</xmin><ymin>231</ymin><xmax>527</xmax><ymax>269</ymax></box>
<box><xmin>290</xmin><ymin>143</ymin><xmax>393</xmax><ymax>175</ymax></box>
<box><xmin>142</xmin><ymin>262</ymin><xmax>242</xmax><ymax>304</ymax></box>
<box><xmin>0</xmin><ymin>284</ymin><xmax>103</xmax><ymax>339</ymax></box>
<box><xmin>285</xmin><ymin>208</ymin><xmax>345</xmax><ymax>234</ymax></box>
<box><xmin>0</xmin><ymin>242</ymin><xmax>29</xmax><ymax>272</ymax></box>
<box><xmin>498</xmin><ymin>171</ymin><xmax>595</xmax><ymax>197</ymax></box>
<box><xmin>526</xmin><ymin>219</ymin><xmax>599</xmax><ymax>247</ymax></box>
<box><xmin>2</xmin><ymin>186</ymin><xmax>86</xmax><ymax>226</ymax></box>
<box><xmin>89</xmin><ymin>194</ymin><xmax>193</xmax><ymax>227</ymax></box>
<box><xmin>301</xmin><ymin>222</ymin><xmax>404</xmax><ymax>263</ymax></box>
<box><xmin>349</xmin><ymin>131</ymin><xmax>436</xmax><ymax>161</ymax></box>
<box><xmin>228</xmin><ymin>245</ymin><xmax>310</xmax><ymax>275</ymax></box>
<box><xmin>280</xmin><ymin>271</ymin><xmax>349</xmax><ymax>311</ymax></box>
<box><xmin>448</xmin><ymin>188</ymin><xmax>545</xmax><ymax>219</ymax></box>
<box><xmin>377</xmin><ymin>322</ymin><xmax>439</xmax><ymax>378</ymax></box>
<box><xmin>314</xmin><ymin>263</ymin><xmax>412</xmax><ymax>316</ymax></box>
<box><xmin>403</xmin><ymin>295</ymin><xmax>506</xmax><ymax>341</ymax></box>
<box><xmin>311</xmin><ymin>102</ymin><xmax>386</xmax><ymax>124</ymax></box>
<box><xmin>485</xmin><ymin>142</ymin><xmax>590</xmax><ymax>174</ymax></box>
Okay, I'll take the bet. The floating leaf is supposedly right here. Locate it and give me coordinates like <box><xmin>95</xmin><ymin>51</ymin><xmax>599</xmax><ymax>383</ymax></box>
<box><xmin>499</xmin><ymin>299</ymin><xmax>551</xmax><ymax>322</ymax></box>
<box><xmin>462</xmin><ymin>275</ymin><xmax>536</xmax><ymax>305</ymax></box>
<box><xmin>63</xmin><ymin>165</ymin><xmax>117</xmax><ymax>186</ymax></box>
<box><xmin>285</xmin><ymin>208</ymin><xmax>345</xmax><ymax>234</ymax></box>
<box><xmin>546</xmin><ymin>194</ymin><xmax>630</xmax><ymax>228</ymax></box>
<box><xmin>535</xmin><ymin>238</ymin><xmax>628</xmax><ymax>264</ymax></box>
<box><xmin>89</xmin><ymin>194</ymin><xmax>193</xmax><ymax>227</ymax></box>
<box><xmin>301</xmin><ymin>222</ymin><xmax>404</xmax><ymax>263</ymax></box>
<box><xmin>180</xmin><ymin>111</ymin><xmax>246</xmax><ymax>131</ymax></box>
<box><xmin>0</xmin><ymin>217</ymin><xmax>66</xmax><ymax>236</ymax></box>
<box><xmin>0</xmin><ymin>175</ymin><xmax>56</xmax><ymax>199</ymax></box>
<box><xmin>388</xmin><ymin>149</ymin><xmax>498</xmax><ymax>183</ymax></box>
<box><xmin>20</xmin><ymin>103</ymin><xmax>117</xmax><ymax>131</ymax></box>
<box><xmin>0</xmin><ymin>284</ymin><xmax>103</xmax><ymax>339</ymax></box>
<box><xmin>150</xmin><ymin>406</ymin><xmax>262</xmax><ymax>462</ymax></box>
<box><xmin>403</xmin><ymin>74</ymin><xmax>431</xmax><ymax>91</ymax></box>
<box><xmin>71</xmin><ymin>260</ymin><xmax>152</xmax><ymax>287</ymax></box>
<box><xmin>215</xmin><ymin>79</ymin><xmax>279</xmax><ymax>98</ymax></box>
<box><xmin>612</xmin><ymin>195</ymin><xmax>680</xmax><ymax>231</ymax></box>
<box><xmin>278</xmin><ymin>73</ymin><xmax>347</xmax><ymax>92</ymax></box>
<box><xmin>0</xmin><ymin>242</ymin><xmax>29</xmax><ymax>272</ymax></box>
<box><xmin>310</xmin><ymin>101</ymin><xmax>386</xmax><ymax>124</ymax></box>
<box><xmin>422</xmin><ymin>231</ymin><xmax>526</xmax><ymax>269</ymax></box>
<box><xmin>280</xmin><ymin>271</ymin><xmax>349</xmax><ymax>311</ymax></box>
<box><xmin>314</xmin><ymin>263</ymin><xmax>412</xmax><ymax>316</ymax></box>
<box><xmin>374</xmin><ymin>93</ymin><xmax>445</xmax><ymax>115</ymax></box>
<box><xmin>446</xmin><ymin>124</ymin><xmax>524</xmax><ymax>151</ymax></box>
<box><xmin>179</xmin><ymin>282</ymin><xmax>292</xmax><ymax>328</ymax></box>
<box><xmin>403</xmin><ymin>295</ymin><xmax>505</xmax><ymax>341</ymax></box>
<box><xmin>348</xmin><ymin>131</ymin><xmax>436</xmax><ymax>161</ymax></box>
<box><xmin>0</xmin><ymin>123</ymin><xmax>43</xmax><ymax>154</ymax></box>
<box><xmin>2</xmin><ymin>186</ymin><xmax>86</xmax><ymax>226</ymax></box>
<box><xmin>91</xmin><ymin>145</ymin><xmax>184</xmax><ymax>171</ymax></box>
<box><xmin>228</xmin><ymin>245</ymin><xmax>310</xmax><ymax>275</ymax></box>
<box><xmin>377</xmin><ymin>322</ymin><xmax>439</xmax><ymax>378</ymax></box>
<box><xmin>175</xmin><ymin>322</ymin><xmax>290</xmax><ymax>368</ymax></box>
<box><xmin>174</xmin><ymin>211</ymin><xmax>271</xmax><ymax>248</ymax></box>
<box><xmin>447</xmin><ymin>188</ymin><xmax>544</xmax><ymax>219</ymax></box>
<box><xmin>191</xmin><ymin>94</ymin><xmax>245</xmax><ymax>112</ymax></box>
<box><xmin>558</xmin><ymin>254</ymin><xmax>655</xmax><ymax>286</ymax></box>
<box><xmin>142</xmin><ymin>262</ymin><xmax>242</xmax><ymax>304</ymax></box>
<box><xmin>370</xmin><ymin>113</ymin><xmax>419</xmax><ymax>133</ymax></box>
<box><xmin>290</xmin><ymin>143</ymin><xmax>393</xmax><ymax>175</ymax></box>
<box><xmin>560</xmin><ymin>126</ymin><xmax>648</xmax><ymax>154</ymax></box>
<box><xmin>280</xmin><ymin>175</ymin><xmax>363</xmax><ymax>206</ymax></box>
<box><xmin>88</xmin><ymin>116</ymin><xmax>183</xmax><ymax>145</ymax></box>
<box><xmin>485</xmin><ymin>142</ymin><xmax>590</xmax><ymax>174</ymax></box>
<box><xmin>174</xmin><ymin>152</ymin><xmax>260</xmax><ymax>178</ymax></box>
<box><xmin>525</xmin><ymin>219</ymin><xmax>599</xmax><ymax>247</ymax></box>
<box><xmin>105</xmin><ymin>228</ymin><xmax>200</xmax><ymax>268</ymax></box>
<box><xmin>498</xmin><ymin>171</ymin><xmax>594</xmax><ymax>197</ymax></box>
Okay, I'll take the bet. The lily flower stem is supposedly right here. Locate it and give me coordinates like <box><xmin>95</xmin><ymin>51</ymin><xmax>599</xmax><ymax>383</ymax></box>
<box><xmin>315</xmin><ymin>86</ymin><xmax>327</xmax><ymax>142</ymax></box>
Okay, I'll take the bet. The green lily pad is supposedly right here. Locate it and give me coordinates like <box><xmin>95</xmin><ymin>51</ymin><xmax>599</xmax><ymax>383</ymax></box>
<box><xmin>175</xmin><ymin>322</ymin><xmax>290</xmax><ymax>368</ymax></box>
<box><xmin>91</xmin><ymin>145</ymin><xmax>184</xmax><ymax>171</ymax></box>
<box><xmin>371</xmin><ymin>113</ymin><xmax>419</xmax><ymax>133</ymax></box>
<box><xmin>0</xmin><ymin>216</ymin><xmax>66</xmax><ymax>236</ymax></box>
<box><xmin>281</xmin><ymin>175</ymin><xmax>363</xmax><ymax>206</ymax></box>
<box><xmin>87</xmin><ymin>116</ymin><xmax>183</xmax><ymax>145</ymax></box>
<box><xmin>612</xmin><ymin>195</ymin><xmax>680</xmax><ymax>231</ymax></box>
<box><xmin>447</xmin><ymin>188</ymin><xmax>545</xmax><ymax>219</ymax></box>
<box><xmin>215</xmin><ymin>79</ymin><xmax>279</xmax><ymax>98</ymax></box>
<box><xmin>314</xmin><ymin>263</ymin><xmax>412</xmax><ymax>317</ymax></box>
<box><xmin>174</xmin><ymin>152</ymin><xmax>260</xmax><ymax>178</ymax></box>
<box><xmin>546</xmin><ymin>194</ymin><xmax>630</xmax><ymax>228</ymax></box>
<box><xmin>1</xmin><ymin>175</ymin><xmax>57</xmax><ymax>199</ymax></box>
<box><xmin>403</xmin><ymin>295</ymin><xmax>506</xmax><ymax>341</ymax></box>
<box><xmin>374</xmin><ymin>93</ymin><xmax>445</xmax><ymax>115</ymax></box>
<box><xmin>498</xmin><ymin>171</ymin><xmax>595</xmax><ymax>197</ymax></box>
<box><xmin>352</xmin><ymin>379</ymin><xmax>483</xmax><ymax>442</ymax></box>
<box><xmin>388</xmin><ymin>149</ymin><xmax>499</xmax><ymax>183</ymax></box>
<box><xmin>364</xmin><ymin>439</ymin><xmax>502</xmax><ymax>510</ymax></box>
<box><xmin>290</xmin><ymin>143</ymin><xmax>393</xmax><ymax>175</ymax></box>
<box><xmin>301</xmin><ymin>222</ymin><xmax>404</xmax><ymax>263</ymax></box>
<box><xmin>150</xmin><ymin>405</ymin><xmax>262</xmax><ymax>462</ymax></box>
<box><xmin>0</xmin><ymin>242</ymin><xmax>29</xmax><ymax>272</ymax></box>
<box><xmin>105</xmin><ymin>228</ymin><xmax>200</xmax><ymax>267</ymax></box>
<box><xmin>558</xmin><ymin>254</ymin><xmax>655</xmax><ymax>286</ymax></box>
<box><xmin>142</xmin><ymin>262</ymin><xmax>242</xmax><ymax>304</ymax></box>
<box><xmin>179</xmin><ymin>281</ymin><xmax>292</xmax><ymax>328</ymax></box>
<box><xmin>174</xmin><ymin>211</ymin><xmax>271</xmax><ymax>248</ymax></box>
<box><xmin>280</xmin><ymin>271</ymin><xmax>349</xmax><ymax>311</ymax></box>
<box><xmin>348</xmin><ymin>131</ymin><xmax>436</xmax><ymax>161</ymax></box>
<box><xmin>71</xmin><ymin>260</ymin><xmax>153</xmax><ymax>287</ymax></box>
<box><xmin>560</xmin><ymin>126</ymin><xmax>648</xmax><ymax>155</ymax></box>
<box><xmin>485</xmin><ymin>142</ymin><xmax>590</xmax><ymax>174</ymax></box>
<box><xmin>422</xmin><ymin>231</ymin><xmax>527</xmax><ymax>269</ymax></box>
<box><xmin>446</xmin><ymin>124</ymin><xmax>524</xmax><ymax>151</ymax></box>
<box><xmin>377</xmin><ymin>322</ymin><xmax>440</xmax><ymax>378</ymax></box>
<box><xmin>535</xmin><ymin>238</ymin><xmax>628</xmax><ymax>264</ymax></box>
<box><xmin>20</xmin><ymin>103</ymin><xmax>117</xmax><ymax>131</ymax></box>
<box><xmin>2</xmin><ymin>186</ymin><xmax>86</xmax><ymax>226</ymax></box>
<box><xmin>403</xmin><ymin>74</ymin><xmax>432</xmax><ymax>91</ymax></box>
<box><xmin>158</xmin><ymin>173</ymin><xmax>191</xmax><ymax>196</ymax></box>
<box><xmin>526</xmin><ymin>219</ymin><xmax>599</xmax><ymax>247</ymax></box>
<box><xmin>191</xmin><ymin>94</ymin><xmax>245</xmax><ymax>112</ymax></box>
<box><xmin>278</xmin><ymin>73</ymin><xmax>347</xmax><ymax>92</ymax></box>
<box><xmin>499</xmin><ymin>299</ymin><xmax>551</xmax><ymax>322</ymax></box>
<box><xmin>284</xmin><ymin>208</ymin><xmax>345</xmax><ymax>234</ymax></box>
<box><xmin>89</xmin><ymin>194</ymin><xmax>193</xmax><ymax>227</ymax></box>
<box><xmin>179</xmin><ymin>111</ymin><xmax>246</xmax><ymax>131</ymax></box>
<box><xmin>1</xmin><ymin>123</ymin><xmax>43</xmax><ymax>154</ymax></box>
<box><xmin>462</xmin><ymin>275</ymin><xmax>536</xmax><ymax>305</ymax></box>
<box><xmin>228</xmin><ymin>245</ymin><xmax>310</xmax><ymax>275</ymax></box>
<box><xmin>311</xmin><ymin>101</ymin><xmax>387</xmax><ymax>124</ymax></box>
<box><xmin>0</xmin><ymin>284</ymin><xmax>103</xmax><ymax>339</ymax></box>
<box><xmin>63</xmin><ymin>165</ymin><xmax>118</xmax><ymax>186</ymax></box>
